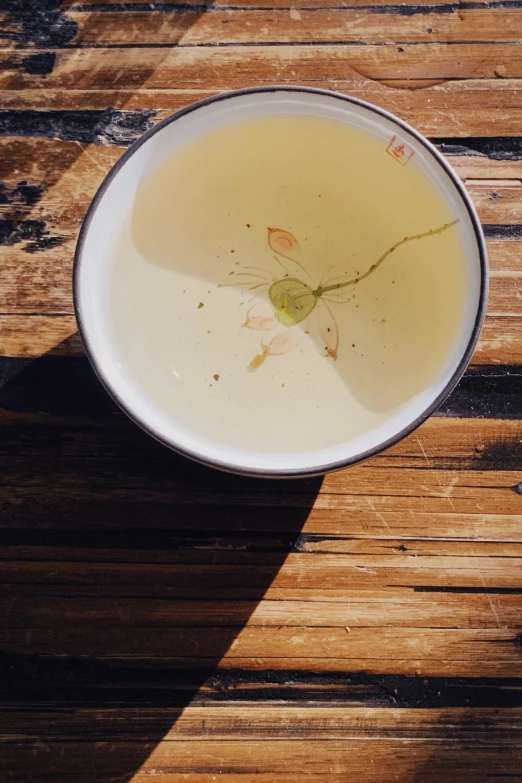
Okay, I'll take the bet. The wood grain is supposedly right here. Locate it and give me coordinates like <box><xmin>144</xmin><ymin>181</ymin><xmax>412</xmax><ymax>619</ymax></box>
<box><xmin>3</xmin><ymin>80</ymin><xmax>522</xmax><ymax>136</ymax></box>
<box><xmin>2</xmin><ymin>44</ymin><xmax>522</xmax><ymax>92</ymax></box>
<box><xmin>3</xmin><ymin>7</ymin><xmax>522</xmax><ymax>46</ymax></box>
<box><xmin>2</xmin><ymin>590</ymin><xmax>522</xmax><ymax>628</ymax></box>
<box><xmin>2</xmin><ymin>0</ymin><xmax>522</xmax><ymax>781</ymax></box>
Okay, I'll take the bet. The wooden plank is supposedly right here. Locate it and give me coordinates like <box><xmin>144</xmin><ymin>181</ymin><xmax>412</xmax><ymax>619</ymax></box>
<box><xmin>117</xmin><ymin>740</ymin><xmax>522</xmax><ymax>782</ymax></box>
<box><xmin>4</xmin><ymin>550</ymin><xmax>522</xmax><ymax>589</ymax></box>
<box><xmin>2</xmin><ymin>620</ymin><xmax>522</xmax><ymax>664</ymax></box>
<box><xmin>59</xmin><ymin>0</ymin><xmax>511</xmax><ymax>9</ymax></box>
<box><xmin>1</xmin><ymin>506</ymin><xmax>522</xmax><ymax>544</ymax></box>
<box><xmin>2</xmin><ymin>80</ymin><xmax>522</xmax><ymax>137</ymax></box>
<box><xmin>5</xmin><ymin>464</ymin><xmax>520</xmax><ymax>512</ymax></box>
<box><xmin>2</xmin><ymin>706</ymin><xmax>522</xmax><ymax>740</ymax></box>
<box><xmin>2</xmin><ymin>403</ymin><xmax>521</xmax><ymax>540</ymax></box>
<box><xmin>451</xmin><ymin>156</ymin><xmax>522</xmax><ymax>179</ymax></box>
<box><xmin>4</xmin><ymin>534</ymin><xmax>522</xmax><ymax>563</ymax></box>
<box><xmin>2</xmin><ymin>8</ymin><xmax>522</xmax><ymax>47</ymax></box>
<box><xmin>485</xmin><ymin>277</ymin><xmax>522</xmax><ymax>316</ymax></box>
<box><xmin>2</xmin><ymin>45</ymin><xmax>522</xmax><ymax>92</ymax></box>
<box><xmin>1</xmin><ymin>738</ymin><xmax>521</xmax><ymax>783</ymax></box>
<box><xmin>467</xmin><ymin>182</ymin><xmax>522</xmax><ymax>225</ymax></box>
<box><xmin>0</xmin><ymin>315</ymin><xmax>80</xmax><ymax>356</ymax></box>
<box><xmin>474</xmin><ymin>316</ymin><xmax>522</xmax><ymax>364</ymax></box>
<box><xmin>1</xmin><ymin>590</ymin><xmax>522</xmax><ymax>628</ymax></box>
<box><xmin>487</xmin><ymin>241</ymin><xmax>522</xmax><ymax>272</ymax></box>
<box><xmin>1</xmin><ymin>650</ymin><xmax>520</xmax><ymax>678</ymax></box>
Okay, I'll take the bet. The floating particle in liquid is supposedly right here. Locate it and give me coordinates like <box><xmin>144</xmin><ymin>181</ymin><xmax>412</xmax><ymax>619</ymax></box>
<box><xmin>214</xmin><ymin>374</ymin><xmax>220</xmax><ymax>381</ymax></box>
<box><xmin>197</xmin><ymin>302</ymin><xmax>204</xmax><ymax>309</ymax></box>
<box><xmin>246</xmin><ymin>224</ymin><xmax>251</xmax><ymax>228</ymax></box>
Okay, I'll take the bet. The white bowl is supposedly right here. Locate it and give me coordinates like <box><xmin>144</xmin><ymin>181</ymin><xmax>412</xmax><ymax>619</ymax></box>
<box><xmin>74</xmin><ymin>87</ymin><xmax>487</xmax><ymax>477</ymax></box>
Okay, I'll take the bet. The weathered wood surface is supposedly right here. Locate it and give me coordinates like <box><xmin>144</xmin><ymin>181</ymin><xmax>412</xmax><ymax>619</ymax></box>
<box><xmin>1</xmin><ymin>0</ymin><xmax>522</xmax><ymax>780</ymax></box>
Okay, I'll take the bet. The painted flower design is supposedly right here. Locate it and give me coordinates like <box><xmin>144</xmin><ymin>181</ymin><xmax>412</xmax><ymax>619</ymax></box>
<box><xmin>225</xmin><ymin>221</ymin><xmax>458</xmax><ymax>370</ymax></box>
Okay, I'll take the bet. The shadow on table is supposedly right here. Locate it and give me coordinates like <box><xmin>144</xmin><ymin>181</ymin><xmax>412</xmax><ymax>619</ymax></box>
<box><xmin>407</xmin><ymin>711</ymin><xmax>522</xmax><ymax>783</ymax></box>
<box><xmin>0</xmin><ymin>340</ymin><xmax>323</xmax><ymax>782</ymax></box>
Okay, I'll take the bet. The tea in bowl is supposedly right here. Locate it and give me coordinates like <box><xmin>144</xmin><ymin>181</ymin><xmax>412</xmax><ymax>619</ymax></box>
<box><xmin>74</xmin><ymin>87</ymin><xmax>487</xmax><ymax>477</ymax></box>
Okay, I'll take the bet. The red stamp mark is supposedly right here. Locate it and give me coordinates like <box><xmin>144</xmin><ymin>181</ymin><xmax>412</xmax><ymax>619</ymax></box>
<box><xmin>386</xmin><ymin>135</ymin><xmax>415</xmax><ymax>165</ymax></box>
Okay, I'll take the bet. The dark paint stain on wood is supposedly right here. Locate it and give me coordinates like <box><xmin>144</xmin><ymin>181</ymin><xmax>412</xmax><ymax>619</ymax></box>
<box><xmin>433</xmin><ymin>136</ymin><xmax>522</xmax><ymax>161</ymax></box>
<box><xmin>0</xmin><ymin>528</ymin><xmax>317</xmax><ymax>552</ymax></box>
<box><xmin>61</xmin><ymin>1</ymin><xmax>522</xmax><ymax>14</ymax></box>
<box><xmin>483</xmin><ymin>225</ymin><xmax>522</xmax><ymax>239</ymax></box>
<box><xmin>0</xmin><ymin>0</ymin><xmax>63</xmax><ymax>10</ymax></box>
<box><xmin>0</xmin><ymin>109</ymin><xmax>158</xmax><ymax>146</ymax></box>
<box><xmin>0</xmin><ymin>180</ymin><xmax>43</xmax><ymax>207</ymax></box>
<box><xmin>476</xmin><ymin>437</ymin><xmax>522</xmax><ymax>471</ymax></box>
<box><xmin>199</xmin><ymin>669</ymin><xmax>522</xmax><ymax>708</ymax></box>
<box><xmin>371</xmin><ymin>0</ymin><xmax>522</xmax><ymax>11</ymax></box>
<box><xmin>413</xmin><ymin>586</ymin><xmax>522</xmax><ymax>594</ymax></box>
<box><xmin>0</xmin><ymin>51</ymin><xmax>57</xmax><ymax>75</ymax></box>
<box><xmin>0</xmin><ymin>218</ymin><xmax>64</xmax><ymax>252</ymax></box>
<box><xmin>0</xmin><ymin>0</ymin><xmax>77</xmax><ymax>48</ymax></box>
<box><xmin>436</xmin><ymin>366</ymin><xmax>522</xmax><ymax>421</ymax></box>
<box><xmin>22</xmin><ymin>52</ymin><xmax>56</xmax><ymax>75</ymax></box>
<box><xmin>2</xmin><ymin>653</ymin><xmax>522</xmax><ymax>708</ymax></box>
<box><xmin>0</xmin><ymin>180</ymin><xmax>62</xmax><ymax>252</ymax></box>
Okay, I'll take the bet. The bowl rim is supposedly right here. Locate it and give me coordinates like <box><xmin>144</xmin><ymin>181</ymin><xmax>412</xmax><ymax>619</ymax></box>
<box><xmin>73</xmin><ymin>85</ymin><xmax>488</xmax><ymax>478</ymax></box>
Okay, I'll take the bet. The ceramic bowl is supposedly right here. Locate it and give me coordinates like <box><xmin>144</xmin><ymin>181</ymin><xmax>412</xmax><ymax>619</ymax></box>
<box><xmin>74</xmin><ymin>87</ymin><xmax>487</xmax><ymax>477</ymax></box>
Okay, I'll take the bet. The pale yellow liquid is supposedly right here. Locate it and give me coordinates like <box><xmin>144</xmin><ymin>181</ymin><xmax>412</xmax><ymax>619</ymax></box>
<box><xmin>110</xmin><ymin>115</ymin><xmax>466</xmax><ymax>454</ymax></box>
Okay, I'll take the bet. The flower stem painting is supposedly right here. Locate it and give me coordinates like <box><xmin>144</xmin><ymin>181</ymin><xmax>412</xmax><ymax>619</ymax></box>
<box><xmin>225</xmin><ymin>220</ymin><xmax>459</xmax><ymax>370</ymax></box>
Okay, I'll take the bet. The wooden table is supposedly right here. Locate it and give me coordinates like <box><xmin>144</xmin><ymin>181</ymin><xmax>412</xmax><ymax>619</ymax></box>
<box><xmin>1</xmin><ymin>1</ymin><xmax>522</xmax><ymax>781</ymax></box>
